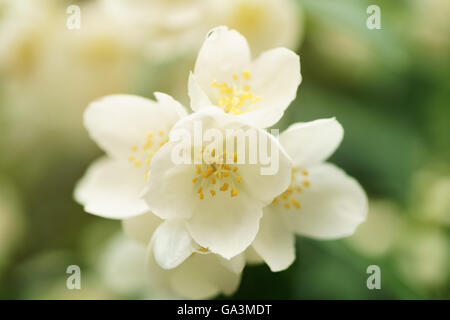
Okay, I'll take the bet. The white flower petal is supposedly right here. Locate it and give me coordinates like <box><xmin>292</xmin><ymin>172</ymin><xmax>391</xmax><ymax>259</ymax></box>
<box><xmin>122</xmin><ymin>212</ymin><xmax>162</xmax><ymax>244</ymax></box>
<box><xmin>252</xmin><ymin>208</ymin><xmax>295</xmax><ymax>272</ymax></box>
<box><xmin>193</xmin><ymin>26</ymin><xmax>251</xmax><ymax>100</ymax></box>
<box><xmin>187</xmin><ymin>193</ymin><xmax>263</xmax><ymax>259</ymax></box>
<box><xmin>245</xmin><ymin>246</ymin><xmax>264</xmax><ymax>265</ymax></box>
<box><xmin>84</xmin><ymin>93</ymin><xmax>186</xmax><ymax>159</ymax></box>
<box><xmin>279</xmin><ymin>118</ymin><xmax>344</xmax><ymax>167</ymax></box>
<box><xmin>238</xmin><ymin>47</ymin><xmax>301</xmax><ymax>128</ymax></box>
<box><xmin>152</xmin><ymin>219</ymin><xmax>197</xmax><ymax>270</ymax></box>
<box><xmin>74</xmin><ymin>157</ymin><xmax>148</xmax><ymax>219</ymax></box>
<box><xmin>143</xmin><ymin>143</ymin><xmax>197</xmax><ymax>220</ymax></box>
<box><xmin>283</xmin><ymin>163</ymin><xmax>368</xmax><ymax>239</ymax></box>
<box><xmin>219</xmin><ymin>253</ymin><xmax>246</xmax><ymax>274</ymax></box>
<box><xmin>188</xmin><ymin>72</ymin><xmax>212</xmax><ymax>111</ymax></box>
<box><xmin>237</xmin><ymin>131</ymin><xmax>292</xmax><ymax>205</ymax></box>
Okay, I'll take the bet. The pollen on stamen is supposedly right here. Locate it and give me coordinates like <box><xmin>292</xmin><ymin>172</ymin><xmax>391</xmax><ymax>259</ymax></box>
<box><xmin>220</xmin><ymin>183</ymin><xmax>229</xmax><ymax>191</ymax></box>
<box><xmin>232</xmin><ymin>74</ymin><xmax>238</xmax><ymax>80</ymax></box>
<box><xmin>230</xmin><ymin>188</ymin><xmax>239</xmax><ymax>197</ymax></box>
<box><xmin>303</xmin><ymin>180</ymin><xmax>310</xmax><ymax>187</ymax></box>
<box><xmin>236</xmin><ymin>176</ymin><xmax>242</xmax><ymax>183</ymax></box>
<box><xmin>242</xmin><ymin>70</ymin><xmax>251</xmax><ymax>80</ymax></box>
<box><xmin>199</xmin><ymin>192</ymin><xmax>204</xmax><ymax>200</ymax></box>
<box><xmin>128</xmin><ymin>155</ymin><xmax>135</xmax><ymax>162</ymax></box>
<box><xmin>131</xmin><ymin>145</ymin><xmax>138</xmax><ymax>152</ymax></box>
<box><xmin>192</xmin><ymin>177</ymin><xmax>198</xmax><ymax>183</ymax></box>
<box><xmin>291</xmin><ymin>199</ymin><xmax>301</xmax><ymax>209</ymax></box>
<box><xmin>210</xmin><ymin>190</ymin><xmax>216</xmax><ymax>196</ymax></box>
<box><xmin>134</xmin><ymin>160</ymin><xmax>142</xmax><ymax>167</ymax></box>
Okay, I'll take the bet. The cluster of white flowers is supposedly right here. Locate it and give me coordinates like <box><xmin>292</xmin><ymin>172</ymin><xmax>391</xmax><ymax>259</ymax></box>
<box><xmin>75</xmin><ymin>26</ymin><xmax>368</xmax><ymax>299</ymax></box>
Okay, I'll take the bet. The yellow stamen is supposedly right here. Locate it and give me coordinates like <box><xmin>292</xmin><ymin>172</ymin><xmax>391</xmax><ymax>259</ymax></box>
<box><xmin>242</xmin><ymin>70</ymin><xmax>251</xmax><ymax>80</ymax></box>
<box><xmin>291</xmin><ymin>199</ymin><xmax>301</xmax><ymax>209</ymax></box>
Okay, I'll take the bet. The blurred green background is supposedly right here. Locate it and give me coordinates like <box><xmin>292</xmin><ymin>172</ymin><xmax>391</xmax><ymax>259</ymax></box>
<box><xmin>0</xmin><ymin>0</ymin><xmax>448</xmax><ymax>299</ymax></box>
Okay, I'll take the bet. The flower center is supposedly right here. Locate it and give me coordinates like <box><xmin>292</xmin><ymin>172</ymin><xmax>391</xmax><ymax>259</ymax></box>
<box><xmin>210</xmin><ymin>69</ymin><xmax>261</xmax><ymax>115</ymax></box>
<box><xmin>191</xmin><ymin>149</ymin><xmax>242</xmax><ymax>200</ymax></box>
<box><xmin>272</xmin><ymin>168</ymin><xmax>310</xmax><ymax>210</ymax></box>
<box><xmin>128</xmin><ymin>130</ymin><xmax>169</xmax><ymax>180</ymax></box>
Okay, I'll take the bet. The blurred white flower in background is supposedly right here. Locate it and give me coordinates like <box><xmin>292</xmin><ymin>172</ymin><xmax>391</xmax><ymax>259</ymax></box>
<box><xmin>98</xmin><ymin>233</ymin><xmax>179</xmax><ymax>299</ymax></box>
<box><xmin>396</xmin><ymin>227</ymin><xmax>449</xmax><ymax>292</ymax></box>
<box><xmin>208</xmin><ymin>0</ymin><xmax>302</xmax><ymax>55</ymax></box>
<box><xmin>100</xmin><ymin>0</ymin><xmax>302</xmax><ymax>59</ymax></box>
<box><xmin>409</xmin><ymin>0</ymin><xmax>450</xmax><ymax>58</ymax></box>
<box><xmin>0</xmin><ymin>0</ymin><xmax>303</xmax><ymax>157</ymax></box>
<box><xmin>346</xmin><ymin>200</ymin><xmax>403</xmax><ymax>257</ymax></box>
<box><xmin>410</xmin><ymin>167</ymin><xmax>450</xmax><ymax>227</ymax></box>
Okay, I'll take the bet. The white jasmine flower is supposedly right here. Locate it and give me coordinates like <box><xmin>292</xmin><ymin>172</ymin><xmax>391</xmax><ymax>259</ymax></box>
<box><xmin>123</xmin><ymin>213</ymin><xmax>243</xmax><ymax>299</ymax></box>
<box><xmin>142</xmin><ymin>109</ymin><xmax>292</xmax><ymax>259</ymax></box>
<box><xmin>188</xmin><ymin>26</ymin><xmax>301</xmax><ymax>128</ymax></box>
<box><xmin>250</xmin><ymin>118</ymin><xmax>368</xmax><ymax>272</ymax></box>
<box><xmin>74</xmin><ymin>93</ymin><xmax>187</xmax><ymax>219</ymax></box>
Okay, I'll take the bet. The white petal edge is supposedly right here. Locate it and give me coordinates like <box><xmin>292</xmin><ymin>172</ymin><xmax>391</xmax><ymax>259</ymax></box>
<box><xmin>188</xmin><ymin>72</ymin><xmax>212</xmax><ymax>112</ymax></box>
<box><xmin>74</xmin><ymin>157</ymin><xmax>149</xmax><ymax>219</ymax></box>
<box><xmin>238</xmin><ymin>47</ymin><xmax>301</xmax><ymax>128</ymax></box>
<box><xmin>152</xmin><ymin>219</ymin><xmax>197</xmax><ymax>270</ymax></box>
<box><xmin>279</xmin><ymin>118</ymin><xmax>344</xmax><ymax>167</ymax></box>
<box><xmin>252</xmin><ymin>208</ymin><xmax>296</xmax><ymax>272</ymax></box>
